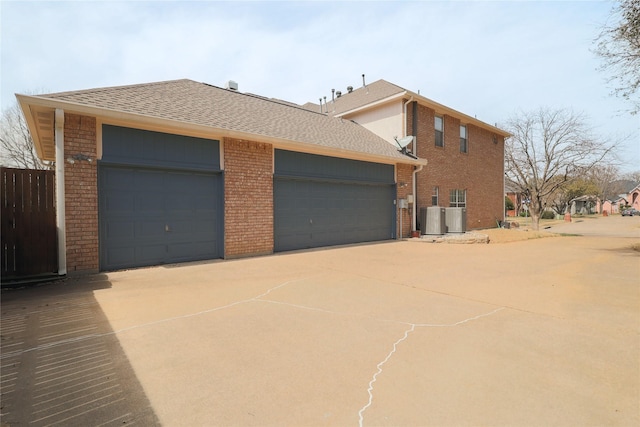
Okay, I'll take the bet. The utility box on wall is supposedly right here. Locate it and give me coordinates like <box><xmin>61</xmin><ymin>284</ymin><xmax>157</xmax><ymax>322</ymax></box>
<box><xmin>445</xmin><ymin>207</ymin><xmax>467</xmax><ymax>233</ymax></box>
<box><xmin>421</xmin><ymin>207</ymin><xmax>446</xmax><ymax>235</ymax></box>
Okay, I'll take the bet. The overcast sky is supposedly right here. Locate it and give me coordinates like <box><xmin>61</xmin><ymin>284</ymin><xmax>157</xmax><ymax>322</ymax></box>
<box><xmin>2</xmin><ymin>0</ymin><xmax>638</xmax><ymax>173</ymax></box>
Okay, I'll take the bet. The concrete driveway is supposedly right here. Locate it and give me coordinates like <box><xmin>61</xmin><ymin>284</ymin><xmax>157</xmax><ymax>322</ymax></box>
<box><xmin>2</xmin><ymin>216</ymin><xmax>639</xmax><ymax>426</ymax></box>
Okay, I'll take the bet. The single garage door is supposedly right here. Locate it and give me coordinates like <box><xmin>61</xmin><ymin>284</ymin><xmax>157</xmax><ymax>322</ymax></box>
<box><xmin>99</xmin><ymin>125</ymin><xmax>223</xmax><ymax>270</ymax></box>
<box><xmin>274</xmin><ymin>150</ymin><xmax>396</xmax><ymax>252</ymax></box>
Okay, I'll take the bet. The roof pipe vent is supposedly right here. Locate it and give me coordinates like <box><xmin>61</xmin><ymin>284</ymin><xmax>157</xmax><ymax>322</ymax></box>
<box><xmin>362</xmin><ymin>74</ymin><xmax>366</xmax><ymax>87</ymax></box>
<box><xmin>331</xmin><ymin>88</ymin><xmax>335</xmax><ymax>102</ymax></box>
<box><xmin>226</xmin><ymin>80</ymin><xmax>238</xmax><ymax>91</ymax></box>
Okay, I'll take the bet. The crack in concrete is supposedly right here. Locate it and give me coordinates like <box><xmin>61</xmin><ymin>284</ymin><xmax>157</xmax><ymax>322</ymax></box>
<box><xmin>357</xmin><ymin>307</ymin><xmax>505</xmax><ymax>427</ymax></box>
<box><xmin>3</xmin><ymin>276</ymin><xmax>506</xmax><ymax>427</ymax></box>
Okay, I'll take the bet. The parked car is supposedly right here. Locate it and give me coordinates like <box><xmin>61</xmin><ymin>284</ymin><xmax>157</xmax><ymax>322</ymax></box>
<box><xmin>621</xmin><ymin>208</ymin><xmax>639</xmax><ymax>216</ymax></box>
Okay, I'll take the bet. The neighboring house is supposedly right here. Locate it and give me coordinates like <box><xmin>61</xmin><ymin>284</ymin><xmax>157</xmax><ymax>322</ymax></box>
<box><xmin>307</xmin><ymin>79</ymin><xmax>510</xmax><ymax>231</ymax></box>
<box><xmin>505</xmin><ymin>179</ymin><xmax>524</xmax><ymax>217</ymax></box>
<box><xmin>569</xmin><ymin>195</ymin><xmax>598</xmax><ymax>215</ymax></box>
<box><xmin>18</xmin><ymin>79</ymin><xmax>425</xmax><ymax>274</ymax></box>
<box><xmin>602</xmin><ymin>182</ymin><xmax>640</xmax><ymax>213</ymax></box>
<box><xmin>601</xmin><ymin>195</ymin><xmax>625</xmax><ymax>214</ymax></box>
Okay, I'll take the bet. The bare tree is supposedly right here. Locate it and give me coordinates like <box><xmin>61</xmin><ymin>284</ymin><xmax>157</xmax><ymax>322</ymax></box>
<box><xmin>504</xmin><ymin>108</ymin><xmax>615</xmax><ymax>230</ymax></box>
<box><xmin>0</xmin><ymin>103</ymin><xmax>49</xmax><ymax>170</ymax></box>
<box><xmin>587</xmin><ymin>164</ymin><xmax>622</xmax><ymax>211</ymax></box>
<box><xmin>594</xmin><ymin>0</ymin><xmax>640</xmax><ymax>114</ymax></box>
<box><xmin>621</xmin><ymin>170</ymin><xmax>640</xmax><ymax>182</ymax></box>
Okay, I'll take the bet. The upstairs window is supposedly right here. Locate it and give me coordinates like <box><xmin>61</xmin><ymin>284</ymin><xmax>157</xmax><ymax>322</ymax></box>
<box><xmin>435</xmin><ymin>116</ymin><xmax>444</xmax><ymax>147</ymax></box>
<box><xmin>432</xmin><ymin>186</ymin><xmax>439</xmax><ymax>206</ymax></box>
<box><xmin>449</xmin><ymin>189</ymin><xmax>466</xmax><ymax>208</ymax></box>
<box><xmin>460</xmin><ymin>125</ymin><xmax>468</xmax><ymax>153</ymax></box>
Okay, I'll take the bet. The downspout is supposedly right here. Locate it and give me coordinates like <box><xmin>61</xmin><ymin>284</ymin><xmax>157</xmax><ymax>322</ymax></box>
<box><xmin>402</xmin><ymin>97</ymin><xmax>414</xmax><ymax>234</ymax></box>
<box><xmin>55</xmin><ymin>109</ymin><xmax>67</xmax><ymax>275</ymax></box>
<box><xmin>412</xmin><ymin>164</ymin><xmax>424</xmax><ymax>232</ymax></box>
<box><xmin>402</xmin><ymin>96</ymin><xmax>414</xmax><ymax>142</ymax></box>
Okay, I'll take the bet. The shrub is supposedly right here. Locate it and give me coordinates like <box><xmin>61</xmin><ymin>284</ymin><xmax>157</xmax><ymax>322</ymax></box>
<box><xmin>505</xmin><ymin>197</ymin><xmax>515</xmax><ymax>210</ymax></box>
<box><xmin>541</xmin><ymin>210</ymin><xmax>555</xmax><ymax>219</ymax></box>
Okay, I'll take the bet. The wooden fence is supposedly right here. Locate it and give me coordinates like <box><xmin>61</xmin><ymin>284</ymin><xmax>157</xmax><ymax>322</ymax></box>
<box><xmin>1</xmin><ymin>168</ymin><xmax>57</xmax><ymax>280</ymax></box>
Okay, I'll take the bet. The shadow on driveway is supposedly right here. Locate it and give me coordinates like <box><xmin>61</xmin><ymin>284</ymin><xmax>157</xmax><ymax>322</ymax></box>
<box><xmin>1</xmin><ymin>275</ymin><xmax>159</xmax><ymax>426</ymax></box>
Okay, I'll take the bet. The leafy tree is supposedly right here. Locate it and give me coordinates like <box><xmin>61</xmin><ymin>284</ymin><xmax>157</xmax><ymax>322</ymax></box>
<box><xmin>0</xmin><ymin>103</ymin><xmax>49</xmax><ymax>170</ymax></box>
<box><xmin>594</xmin><ymin>0</ymin><xmax>640</xmax><ymax>114</ymax></box>
<box><xmin>550</xmin><ymin>178</ymin><xmax>600</xmax><ymax>215</ymax></box>
<box><xmin>505</xmin><ymin>196</ymin><xmax>515</xmax><ymax>211</ymax></box>
<box><xmin>504</xmin><ymin>107</ymin><xmax>615</xmax><ymax>230</ymax></box>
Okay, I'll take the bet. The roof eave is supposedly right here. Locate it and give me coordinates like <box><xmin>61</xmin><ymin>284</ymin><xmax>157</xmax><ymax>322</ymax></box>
<box><xmin>405</xmin><ymin>90</ymin><xmax>512</xmax><ymax>138</ymax></box>
<box><xmin>333</xmin><ymin>92</ymin><xmax>408</xmax><ymax>118</ymax></box>
<box><xmin>16</xmin><ymin>94</ymin><xmax>426</xmax><ymax>166</ymax></box>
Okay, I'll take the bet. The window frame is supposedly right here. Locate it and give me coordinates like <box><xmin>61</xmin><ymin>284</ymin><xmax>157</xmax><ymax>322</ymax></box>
<box><xmin>431</xmin><ymin>186</ymin><xmax>439</xmax><ymax>206</ymax></box>
<box><xmin>435</xmin><ymin>115</ymin><xmax>444</xmax><ymax>147</ymax></box>
<box><xmin>459</xmin><ymin>124</ymin><xmax>468</xmax><ymax>153</ymax></box>
<box><xmin>449</xmin><ymin>189</ymin><xmax>467</xmax><ymax>208</ymax></box>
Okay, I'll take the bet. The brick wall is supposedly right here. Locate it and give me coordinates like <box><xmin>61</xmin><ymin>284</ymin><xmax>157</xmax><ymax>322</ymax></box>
<box><xmin>396</xmin><ymin>163</ymin><xmax>414</xmax><ymax>238</ymax></box>
<box><xmin>64</xmin><ymin>114</ymin><xmax>99</xmax><ymax>273</ymax></box>
<box><xmin>223</xmin><ymin>138</ymin><xmax>274</xmax><ymax>258</ymax></box>
<box><xmin>410</xmin><ymin>102</ymin><xmax>505</xmax><ymax>230</ymax></box>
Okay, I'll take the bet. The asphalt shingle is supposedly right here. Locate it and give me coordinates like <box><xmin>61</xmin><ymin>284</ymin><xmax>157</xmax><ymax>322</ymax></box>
<box><xmin>39</xmin><ymin>79</ymin><xmax>413</xmax><ymax>162</ymax></box>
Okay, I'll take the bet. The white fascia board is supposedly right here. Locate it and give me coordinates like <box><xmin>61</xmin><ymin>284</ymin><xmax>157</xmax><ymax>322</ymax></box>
<box><xmin>334</xmin><ymin>92</ymin><xmax>407</xmax><ymax>118</ymax></box>
<box><xmin>406</xmin><ymin>90</ymin><xmax>511</xmax><ymax>137</ymax></box>
<box><xmin>17</xmin><ymin>94</ymin><xmax>426</xmax><ymax>167</ymax></box>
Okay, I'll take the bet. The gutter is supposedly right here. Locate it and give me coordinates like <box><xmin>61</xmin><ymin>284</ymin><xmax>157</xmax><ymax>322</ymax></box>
<box><xmin>55</xmin><ymin>108</ymin><xmax>67</xmax><ymax>276</ymax></box>
<box><xmin>18</xmin><ymin>94</ymin><xmax>426</xmax><ymax>167</ymax></box>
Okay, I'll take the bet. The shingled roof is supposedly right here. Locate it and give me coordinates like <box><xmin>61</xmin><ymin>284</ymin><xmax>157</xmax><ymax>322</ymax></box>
<box><xmin>17</xmin><ymin>79</ymin><xmax>424</xmax><ymax>164</ymax></box>
<box><xmin>311</xmin><ymin>79</ymin><xmax>510</xmax><ymax>138</ymax></box>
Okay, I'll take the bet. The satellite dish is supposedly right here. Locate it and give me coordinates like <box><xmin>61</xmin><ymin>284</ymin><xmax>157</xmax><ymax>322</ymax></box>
<box><xmin>395</xmin><ymin>135</ymin><xmax>415</xmax><ymax>149</ymax></box>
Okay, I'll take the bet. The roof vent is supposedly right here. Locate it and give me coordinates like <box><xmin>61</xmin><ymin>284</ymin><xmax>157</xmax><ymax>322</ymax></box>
<box><xmin>226</xmin><ymin>80</ymin><xmax>238</xmax><ymax>91</ymax></box>
<box><xmin>347</xmin><ymin>86</ymin><xmax>353</xmax><ymax>93</ymax></box>
<box><xmin>336</xmin><ymin>91</ymin><xmax>342</xmax><ymax>98</ymax></box>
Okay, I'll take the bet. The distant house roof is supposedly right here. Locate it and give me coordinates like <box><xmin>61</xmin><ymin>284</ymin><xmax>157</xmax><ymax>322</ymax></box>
<box><xmin>317</xmin><ymin>79</ymin><xmax>510</xmax><ymax>138</ymax></box>
<box><xmin>17</xmin><ymin>79</ymin><xmax>425</xmax><ymax>165</ymax></box>
<box><xmin>504</xmin><ymin>178</ymin><xmax>523</xmax><ymax>194</ymax></box>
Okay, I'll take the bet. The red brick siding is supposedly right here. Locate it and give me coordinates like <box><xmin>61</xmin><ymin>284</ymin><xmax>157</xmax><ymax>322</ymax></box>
<box><xmin>223</xmin><ymin>138</ymin><xmax>274</xmax><ymax>258</ymax></box>
<box><xmin>396</xmin><ymin>163</ymin><xmax>414</xmax><ymax>238</ymax></box>
<box><xmin>64</xmin><ymin>114</ymin><xmax>99</xmax><ymax>273</ymax></box>
<box><xmin>409</xmin><ymin>102</ymin><xmax>505</xmax><ymax>230</ymax></box>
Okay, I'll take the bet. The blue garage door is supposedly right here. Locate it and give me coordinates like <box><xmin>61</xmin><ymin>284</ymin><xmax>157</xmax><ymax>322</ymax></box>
<box><xmin>274</xmin><ymin>150</ymin><xmax>396</xmax><ymax>252</ymax></box>
<box><xmin>99</xmin><ymin>126</ymin><xmax>223</xmax><ymax>270</ymax></box>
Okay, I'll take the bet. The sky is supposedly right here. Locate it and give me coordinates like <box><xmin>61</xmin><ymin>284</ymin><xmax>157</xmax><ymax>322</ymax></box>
<box><xmin>2</xmin><ymin>0</ymin><xmax>639</xmax><ymax>173</ymax></box>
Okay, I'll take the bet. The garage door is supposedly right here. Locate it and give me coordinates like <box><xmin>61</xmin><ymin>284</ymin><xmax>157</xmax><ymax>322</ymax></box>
<box><xmin>99</xmin><ymin>126</ymin><xmax>223</xmax><ymax>270</ymax></box>
<box><xmin>274</xmin><ymin>150</ymin><xmax>396</xmax><ymax>252</ymax></box>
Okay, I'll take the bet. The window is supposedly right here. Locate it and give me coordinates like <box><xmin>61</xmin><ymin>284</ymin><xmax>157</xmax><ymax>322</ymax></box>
<box><xmin>449</xmin><ymin>189</ymin><xmax>466</xmax><ymax>208</ymax></box>
<box><xmin>435</xmin><ymin>116</ymin><xmax>444</xmax><ymax>147</ymax></box>
<box><xmin>460</xmin><ymin>125</ymin><xmax>468</xmax><ymax>153</ymax></box>
<box><xmin>432</xmin><ymin>186</ymin><xmax>439</xmax><ymax>206</ymax></box>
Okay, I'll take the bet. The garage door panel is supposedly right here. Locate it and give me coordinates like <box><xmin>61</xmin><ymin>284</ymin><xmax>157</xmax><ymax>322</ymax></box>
<box><xmin>274</xmin><ymin>177</ymin><xmax>394</xmax><ymax>252</ymax></box>
<box><xmin>103</xmin><ymin>194</ymin><xmax>135</xmax><ymax>215</ymax></box>
<box><xmin>136</xmin><ymin>193</ymin><xmax>164</xmax><ymax>214</ymax></box>
<box><xmin>99</xmin><ymin>166</ymin><xmax>223</xmax><ymax>270</ymax></box>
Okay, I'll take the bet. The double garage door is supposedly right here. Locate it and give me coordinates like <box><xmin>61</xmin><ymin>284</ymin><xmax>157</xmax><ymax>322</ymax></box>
<box><xmin>98</xmin><ymin>127</ymin><xmax>396</xmax><ymax>270</ymax></box>
<box><xmin>274</xmin><ymin>150</ymin><xmax>396</xmax><ymax>252</ymax></box>
<box><xmin>99</xmin><ymin>126</ymin><xmax>223</xmax><ymax>271</ymax></box>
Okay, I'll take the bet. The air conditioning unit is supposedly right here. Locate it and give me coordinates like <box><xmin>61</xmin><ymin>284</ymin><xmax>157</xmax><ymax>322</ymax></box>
<box><xmin>421</xmin><ymin>207</ymin><xmax>446</xmax><ymax>235</ymax></box>
<box><xmin>445</xmin><ymin>207</ymin><xmax>467</xmax><ymax>233</ymax></box>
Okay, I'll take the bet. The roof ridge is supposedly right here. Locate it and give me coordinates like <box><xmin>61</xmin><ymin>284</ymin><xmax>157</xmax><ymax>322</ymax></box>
<box><xmin>198</xmin><ymin>81</ymin><xmax>329</xmax><ymax>117</ymax></box>
<box><xmin>38</xmin><ymin>79</ymin><xmax>194</xmax><ymax>99</ymax></box>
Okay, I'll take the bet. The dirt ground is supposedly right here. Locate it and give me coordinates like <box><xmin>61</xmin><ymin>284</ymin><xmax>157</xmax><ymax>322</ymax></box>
<box><xmin>1</xmin><ymin>215</ymin><xmax>639</xmax><ymax>426</ymax></box>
